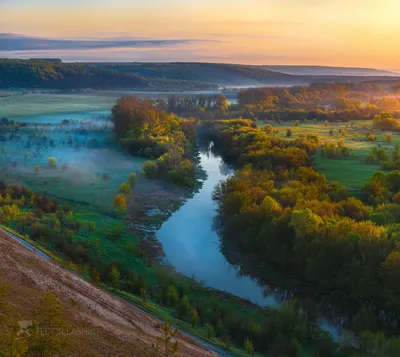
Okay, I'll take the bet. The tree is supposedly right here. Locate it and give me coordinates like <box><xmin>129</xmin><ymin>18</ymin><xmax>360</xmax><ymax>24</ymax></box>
<box><xmin>119</xmin><ymin>183</ymin><xmax>131</xmax><ymax>195</ymax></box>
<box><xmin>244</xmin><ymin>338</ymin><xmax>255</xmax><ymax>356</ymax></box>
<box><xmin>142</xmin><ymin>161</ymin><xmax>158</xmax><ymax>178</ymax></box>
<box><xmin>386</xmin><ymin>133</ymin><xmax>393</xmax><ymax>143</ymax></box>
<box><xmin>127</xmin><ymin>172</ymin><xmax>137</xmax><ymax>187</ymax></box>
<box><xmin>178</xmin><ymin>296</ymin><xmax>190</xmax><ymax>318</ymax></box>
<box><xmin>34</xmin><ymin>165</ymin><xmax>41</xmax><ymax>175</ymax></box>
<box><xmin>113</xmin><ymin>194</ymin><xmax>127</xmax><ymax>211</ymax></box>
<box><xmin>167</xmin><ymin>285</ymin><xmax>179</xmax><ymax>307</ymax></box>
<box><xmin>89</xmin><ymin>267</ymin><xmax>101</xmax><ymax>285</ymax></box>
<box><xmin>205</xmin><ymin>323</ymin><xmax>214</xmax><ymax>339</ymax></box>
<box><xmin>151</xmin><ymin>319</ymin><xmax>180</xmax><ymax>357</ymax></box>
<box><xmin>140</xmin><ymin>288</ymin><xmax>147</xmax><ymax>303</ymax></box>
<box><xmin>216</xmin><ymin>95</ymin><xmax>229</xmax><ymax>112</ymax></box>
<box><xmin>191</xmin><ymin>309</ymin><xmax>199</xmax><ymax>328</ymax></box>
<box><xmin>48</xmin><ymin>157</ymin><xmax>57</xmax><ymax>169</ymax></box>
<box><xmin>290</xmin><ymin>209</ymin><xmax>323</xmax><ymax>237</ymax></box>
<box><xmin>386</xmin><ymin>170</ymin><xmax>400</xmax><ymax>191</ymax></box>
<box><xmin>110</xmin><ymin>266</ymin><xmax>121</xmax><ymax>290</ymax></box>
<box><xmin>264</xmin><ymin>124</ymin><xmax>273</xmax><ymax>134</ymax></box>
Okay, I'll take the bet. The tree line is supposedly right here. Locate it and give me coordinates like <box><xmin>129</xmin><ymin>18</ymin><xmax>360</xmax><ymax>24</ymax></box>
<box><xmin>201</xmin><ymin>119</ymin><xmax>400</xmax><ymax>337</ymax></box>
<box><xmin>112</xmin><ymin>96</ymin><xmax>197</xmax><ymax>187</ymax></box>
<box><xmin>0</xmin><ymin>59</ymin><xmax>147</xmax><ymax>89</ymax></box>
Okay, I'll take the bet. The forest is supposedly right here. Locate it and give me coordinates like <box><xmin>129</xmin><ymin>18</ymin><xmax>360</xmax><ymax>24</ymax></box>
<box><xmin>205</xmin><ymin>118</ymin><xmax>400</xmax><ymax>311</ymax></box>
<box><xmin>0</xmin><ymin>59</ymin><xmax>149</xmax><ymax>89</ymax></box>
<box><xmin>112</xmin><ymin>96</ymin><xmax>197</xmax><ymax>187</ymax></box>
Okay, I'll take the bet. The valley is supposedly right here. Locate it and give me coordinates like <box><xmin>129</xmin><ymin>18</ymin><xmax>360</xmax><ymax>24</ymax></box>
<box><xmin>2</xmin><ymin>81</ymin><xmax>400</xmax><ymax>357</ymax></box>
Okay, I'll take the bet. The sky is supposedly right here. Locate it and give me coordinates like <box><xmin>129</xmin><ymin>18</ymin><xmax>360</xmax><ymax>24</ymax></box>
<box><xmin>1</xmin><ymin>0</ymin><xmax>400</xmax><ymax>68</ymax></box>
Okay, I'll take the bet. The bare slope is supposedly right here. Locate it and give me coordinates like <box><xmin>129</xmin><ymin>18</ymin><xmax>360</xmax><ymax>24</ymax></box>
<box><xmin>0</xmin><ymin>230</ymin><xmax>218</xmax><ymax>357</ymax></box>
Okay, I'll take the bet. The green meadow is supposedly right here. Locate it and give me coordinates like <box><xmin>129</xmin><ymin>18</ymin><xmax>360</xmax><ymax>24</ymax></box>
<box><xmin>266</xmin><ymin>119</ymin><xmax>399</xmax><ymax>187</ymax></box>
<box><xmin>0</xmin><ymin>93</ymin><xmax>117</xmax><ymax>117</ymax></box>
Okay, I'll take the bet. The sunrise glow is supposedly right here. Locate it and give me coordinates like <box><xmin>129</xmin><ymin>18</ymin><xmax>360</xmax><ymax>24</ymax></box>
<box><xmin>1</xmin><ymin>0</ymin><xmax>400</xmax><ymax>67</ymax></box>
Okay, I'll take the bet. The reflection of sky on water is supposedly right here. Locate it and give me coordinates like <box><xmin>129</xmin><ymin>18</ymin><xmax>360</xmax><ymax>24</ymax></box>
<box><xmin>157</xmin><ymin>149</ymin><xmax>280</xmax><ymax>307</ymax></box>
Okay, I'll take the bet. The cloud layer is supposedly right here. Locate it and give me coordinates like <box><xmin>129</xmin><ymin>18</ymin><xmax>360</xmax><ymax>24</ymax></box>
<box><xmin>0</xmin><ymin>33</ymin><xmax>210</xmax><ymax>51</ymax></box>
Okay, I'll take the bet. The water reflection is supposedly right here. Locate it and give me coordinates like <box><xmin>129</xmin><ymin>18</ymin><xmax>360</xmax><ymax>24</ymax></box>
<box><xmin>157</xmin><ymin>145</ymin><xmax>281</xmax><ymax>307</ymax></box>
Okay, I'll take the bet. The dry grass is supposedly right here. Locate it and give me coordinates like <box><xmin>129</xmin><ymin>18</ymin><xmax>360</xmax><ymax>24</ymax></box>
<box><xmin>0</xmin><ymin>230</ymin><xmax>218</xmax><ymax>357</ymax></box>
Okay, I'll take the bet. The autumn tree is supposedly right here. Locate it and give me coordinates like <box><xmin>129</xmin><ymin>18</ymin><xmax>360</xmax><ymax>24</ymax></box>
<box><xmin>48</xmin><ymin>157</ymin><xmax>57</xmax><ymax>169</ymax></box>
<box><xmin>113</xmin><ymin>194</ymin><xmax>127</xmax><ymax>211</ymax></box>
<box><xmin>119</xmin><ymin>183</ymin><xmax>131</xmax><ymax>195</ymax></box>
<box><xmin>216</xmin><ymin>95</ymin><xmax>229</xmax><ymax>112</ymax></box>
<box><xmin>127</xmin><ymin>172</ymin><xmax>137</xmax><ymax>187</ymax></box>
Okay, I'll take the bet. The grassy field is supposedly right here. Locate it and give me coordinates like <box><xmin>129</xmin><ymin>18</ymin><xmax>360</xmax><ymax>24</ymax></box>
<box><xmin>0</xmin><ymin>104</ymin><xmax>153</xmax><ymax>275</ymax></box>
<box><xmin>0</xmin><ymin>125</ymin><xmax>146</xmax><ymax>211</ymax></box>
<box><xmin>0</xmin><ymin>93</ymin><xmax>117</xmax><ymax>118</ymax></box>
<box><xmin>263</xmin><ymin>119</ymin><xmax>399</xmax><ymax>187</ymax></box>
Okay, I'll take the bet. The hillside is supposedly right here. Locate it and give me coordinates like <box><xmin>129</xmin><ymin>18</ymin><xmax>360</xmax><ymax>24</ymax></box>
<box><xmin>2</xmin><ymin>59</ymin><xmax>399</xmax><ymax>91</ymax></box>
<box><xmin>90</xmin><ymin>62</ymin><xmax>400</xmax><ymax>87</ymax></box>
<box><xmin>0</xmin><ymin>59</ymin><xmax>214</xmax><ymax>91</ymax></box>
<box><xmin>91</xmin><ymin>62</ymin><xmax>303</xmax><ymax>86</ymax></box>
<box><xmin>0</xmin><ymin>230</ymin><xmax>218</xmax><ymax>357</ymax></box>
<box><xmin>0</xmin><ymin>59</ymin><xmax>148</xmax><ymax>89</ymax></box>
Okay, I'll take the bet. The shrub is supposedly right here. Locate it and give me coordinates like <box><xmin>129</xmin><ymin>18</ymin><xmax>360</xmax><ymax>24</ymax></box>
<box><xmin>127</xmin><ymin>172</ymin><xmax>137</xmax><ymax>187</ymax></box>
<box><xmin>142</xmin><ymin>161</ymin><xmax>158</xmax><ymax>178</ymax></box>
<box><xmin>113</xmin><ymin>194</ymin><xmax>127</xmax><ymax>211</ymax></box>
<box><xmin>119</xmin><ymin>183</ymin><xmax>131</xmax><ymax>195</ymax></box>
<box><xmin>48</xmin><ymin>157</ymin><xmax>57</xmax><ymax>169</ymax></box>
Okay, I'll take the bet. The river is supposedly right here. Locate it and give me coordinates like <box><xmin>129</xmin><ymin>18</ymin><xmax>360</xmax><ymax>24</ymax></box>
<box><xmin>156</xmin><ymin>144</ymin><xmax>347</xmax><ymax>339</ymax></box>
<box><xmin>157</xmin><ymin>145</ymin><xmax>280</xmax><ymax>307</ymax></box>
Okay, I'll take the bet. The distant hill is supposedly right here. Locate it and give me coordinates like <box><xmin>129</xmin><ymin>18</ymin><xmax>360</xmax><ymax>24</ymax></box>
<box><xmin>0</xmin><ymin>59</ymin><xmax>148</xmax><ymax>89</ymax></box>
<box><xmin>1</xmin><ymin>59</ymin><xmax>399</xmax><ymax>90</ymax></box>
<box><xmin>91</xmin><ymin>62</ymin><xmax>305</xmax><ymax>86</ymax></box>
<box><xmin>258</xmin><ymin>65</ymin><xmax>397</xmax><ymax>77</ymax></box>
<box><xmin>0</xmin><ymin>59</ymin><xmax>218</xmax><ymax>90</ymax></box>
